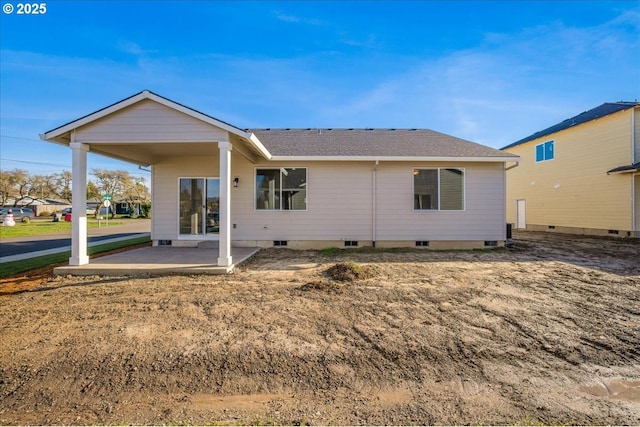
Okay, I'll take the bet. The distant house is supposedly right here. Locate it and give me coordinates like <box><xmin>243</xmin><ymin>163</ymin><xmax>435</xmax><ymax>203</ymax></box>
<box><xmin>41</xmin><ymin>90</ymin><xmax>519</xmax><ymax>268</ymax></box>
<box><xmin>501</xmin><ymin>102</ymin><xmax>640</xmax><ymax>237</ymax></box>
<box><xmin>3</xmin><ymin>197</ymin><xmax>69</xmax><ymax>216</ymax></box>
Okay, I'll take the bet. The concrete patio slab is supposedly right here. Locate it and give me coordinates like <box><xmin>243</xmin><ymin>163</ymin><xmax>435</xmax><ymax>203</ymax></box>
<box><xmin>53</xmin><ymin>246</ymin><xmax>260</xmax><ymax>276</ymax></box>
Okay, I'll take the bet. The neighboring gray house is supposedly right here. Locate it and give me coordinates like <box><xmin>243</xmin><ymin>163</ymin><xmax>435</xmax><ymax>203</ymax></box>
<box><xmin>41</xmin><ymin>90</ymin><xmax>519</xmax><ymax>268</ymax></box>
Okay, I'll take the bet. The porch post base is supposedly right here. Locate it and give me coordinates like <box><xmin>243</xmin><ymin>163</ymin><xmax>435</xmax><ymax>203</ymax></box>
<box><xmin>217</xmin><ymin>256</ymin><xmax>233</xmax><ymax>267</ymax></box>
<box><xmin>69</xmin><ymin>255</ymin><xmax>90</xmax><ymax>266</ymax></box>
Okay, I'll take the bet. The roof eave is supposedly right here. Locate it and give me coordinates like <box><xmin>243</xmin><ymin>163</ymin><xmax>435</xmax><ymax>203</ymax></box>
<box><xmin>268</xmin><ymin>155</ymin><xmax>520</xmax><ymax>162</ymax></box>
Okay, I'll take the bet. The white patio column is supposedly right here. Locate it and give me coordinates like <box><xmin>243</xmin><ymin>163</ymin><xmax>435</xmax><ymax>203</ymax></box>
<box><xmin>217</xmin><ymin>141</ymin><xmax>233</xmax><ymax>267</ymax></box>
<box><xmin>69</xmin><ymin>141</ymin><xmax>89</xmax><ymax>265</ymax></box>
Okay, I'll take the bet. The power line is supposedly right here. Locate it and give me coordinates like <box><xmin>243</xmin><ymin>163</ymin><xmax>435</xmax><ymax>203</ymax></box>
<box><xmin>0</xmin><ymin>134</ymin><xmax>44</xmax><ymax>143</ymax></box>
<box><xmin>0</xmin><ymin>157</ymin><xmax>70</xmax><ymax>168</ymax></box>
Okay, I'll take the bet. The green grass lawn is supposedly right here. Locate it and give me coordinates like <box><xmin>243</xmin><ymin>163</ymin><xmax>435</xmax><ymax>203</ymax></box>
<box><xmin>0</xmin><ymin>219</ymin><xmax>124</xmax><ymax>238</ymax></box>
<box><xmin>0</xmin><ymin>235</ymin><xmax>151</xmax><ymax>277</ymax></box>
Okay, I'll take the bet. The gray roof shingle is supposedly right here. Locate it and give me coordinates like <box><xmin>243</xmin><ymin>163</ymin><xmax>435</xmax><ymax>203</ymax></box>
<box><xmin>249</xmin><ymin>128</ymin><xmax>513</xmax><ymax>158</ymax></box>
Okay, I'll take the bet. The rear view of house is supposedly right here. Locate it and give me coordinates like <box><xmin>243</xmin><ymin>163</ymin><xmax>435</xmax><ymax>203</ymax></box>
<box><xmin>502</xmin><ymin>102</ymin><xmax>640</xmax><ymax>237</ymax></box>
<box><xmin>41</xmin><ymin>91</ymin><xmax>519</xmax><ymax>269</ymax></box>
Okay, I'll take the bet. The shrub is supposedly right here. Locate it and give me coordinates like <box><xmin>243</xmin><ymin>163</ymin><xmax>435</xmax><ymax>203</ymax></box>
<box><xmin>21</xmin><ymin>216</ymin><xmax>31</xmax><ymax>223</ymax></box>
<box><xmin>39</xmin><ymin>211</ymin><xmax>51</xmax><ymax>217</ymax></box>
<box><xmin>320</xmin><ymin>247</ymin><xmax>339</xmax><ymax>256</ymax></box>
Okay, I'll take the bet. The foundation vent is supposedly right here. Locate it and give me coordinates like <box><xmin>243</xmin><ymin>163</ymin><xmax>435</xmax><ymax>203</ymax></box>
<box><xmin>548</xmin><ymin>225</ymin><xmax>556</xmax><ymax>229</ymax></box>
<box><xmin>608</xmin><ymin>230</ymin><xmax>619</xmax><ymax>235</ymax></box>
<box><xmin>415</xmin><ymin>241</ymin><xmax>430</xmax><ymax>247</ymax></box>
<box><xmin>158</xmin><ymin>240</ymin><xmax>172</xmax><ymax>246</ymax></box>
<box><xmin>273</xmin><ymin>240</ymin><xmax>288</xmax><ymax>247</ymax></box>
<box><xmin>344</xmin><ymin>240</ymin><xmax>358</xmax><ymax>247</ymax></box>
<box><xmin>484</xmin><ymin>241</ymin><xmax>498</xmax><ymax>247</ymax></box>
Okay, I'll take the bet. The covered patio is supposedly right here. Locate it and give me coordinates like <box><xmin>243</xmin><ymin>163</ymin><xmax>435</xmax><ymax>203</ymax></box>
<box><xmin>53</xmin><ymin>245</ymin><xmax>260</xmax><ymax>276</ymax></box>
<box><xmin>40</xmin><ymin>91</ymin><xmax>270</xmax><ymax>274</ymax></box>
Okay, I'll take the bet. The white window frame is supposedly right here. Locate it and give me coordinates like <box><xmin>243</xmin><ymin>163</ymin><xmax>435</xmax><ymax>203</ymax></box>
<box><xmin>535</xmin><ymin>140</ymin><xmax>555</xmax><ymax>163</ymax></box>
<box><xmin>254</xmin><ymin>167</ymin><xmax>308</xmax><ymax>211</ymax></box>
<box><xmin>176</xmin><ymin>176</ymin><xmax>220</xmax><ymax>240</ymax></box>
<box><xmin>413</xmin><ymin>167</ymin><xmax>466</xmax><ymax>211</ymax></box>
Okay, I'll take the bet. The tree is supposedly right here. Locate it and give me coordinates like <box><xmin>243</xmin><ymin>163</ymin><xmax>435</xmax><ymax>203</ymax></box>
<box><xmin>31</xmin><ymin>174</ymin><xmax>56</xmax><ymax>201</ymax></box>
<box><xmin>53</xmin><ymin>171</ymin><xmax>73</xmax><ymax>202</ymax></box>
<box><xmin>10</xmin><ymin>169</ymin><xmax>32</xmax><ymax>206</ymax></box>
<box><xmin>91</xmin><ymin>169</ymin><xmax>129</xmax><ymax>199</ymax></box>
<box><xmin>90</xmin><ymin>169</ymin><xmax>150</xmax><ymax>217</ymax></box>
<box><xmin>86</xmin><ymin>181</ymin><xmax>101</xmax><ymax>202</ymax></box>
<box><xmin>121</xmin><ymin>176</ymin><xmax>151</xmax><ymax>217</ymax></box>
<box><xmin>0</xmin><ymin>170</ymin><xmax>13</xmax><ymax>206</ymax></box>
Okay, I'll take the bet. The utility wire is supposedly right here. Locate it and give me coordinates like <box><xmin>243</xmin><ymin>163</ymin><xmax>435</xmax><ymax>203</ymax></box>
<box><xmin>0</xmin><ymin>157</ymin><xmax>70</xmax><ymax>168</ymax></box>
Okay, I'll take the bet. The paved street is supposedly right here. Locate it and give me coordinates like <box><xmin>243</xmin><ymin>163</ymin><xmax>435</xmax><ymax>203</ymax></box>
<box><xmin>0</xmin><ymin>219</ymin><xmax>150</xmax><ymax>259</ymax></box>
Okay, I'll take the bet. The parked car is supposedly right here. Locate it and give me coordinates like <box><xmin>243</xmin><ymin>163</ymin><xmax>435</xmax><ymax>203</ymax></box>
<box><xmin>60</xmin><ymin>207</ymin><xmax>95</xmax><ymax>216</ymax></box>
<box><xmin>0</xmin><ymin>207</ymin><xmax>35</xmax><ymax>223</ymax></box>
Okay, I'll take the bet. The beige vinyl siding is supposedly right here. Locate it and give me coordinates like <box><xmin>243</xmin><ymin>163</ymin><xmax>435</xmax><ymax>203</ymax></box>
<box><xmin>76</xmin><ymin>99</ymin><xmax>227</xmax><ymax>142</ymax></box>
<box><xmin>234</xmin><ymin>161</ymin><xmax>374</xmax><ymax>241</ymax></box>
<box><xmin>377</xmin><ymin>162</ymin><xmax>505</xmax><ymax>241</ymax></box>
<box><xmin>152</xmin><ymin>156</ymin><xmax>507</xmax><ymax>243</ymax></box>
<box><xmin>152</xmin><ymin>156</ymin><xmax>221</xmax><ymax>241</ymax></box>
<box><xmin>505</xmin><ymin>109</ymin><xmax>634</xmax><ymax>231</ymax></box>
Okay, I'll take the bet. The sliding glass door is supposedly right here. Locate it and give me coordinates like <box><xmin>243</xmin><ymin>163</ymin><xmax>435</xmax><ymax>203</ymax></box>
<box><xmin>179</xmin><ymin>178</ymin><xmax>220</xmax><ymax>236</ymax></box>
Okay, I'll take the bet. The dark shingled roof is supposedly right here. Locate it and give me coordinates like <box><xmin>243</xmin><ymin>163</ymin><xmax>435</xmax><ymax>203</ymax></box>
<box><xmin>607</xmin><ymin>162</ymin><xmax>640</xmax><ymax>174</ymax></box>
<box><xmin>501</xmin><ymin>102</ymin><xmax>640</xmax><ymax>150</ymax></box>
<box><xmin>248</xmin><ymin>128</ymin><xmax>513</xmax><ymax>158</ymax></box>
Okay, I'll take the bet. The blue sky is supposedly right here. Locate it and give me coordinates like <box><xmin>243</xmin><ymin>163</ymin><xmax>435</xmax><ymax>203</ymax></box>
<box><xmin>1</xmin><ymin>1</ymin><xmax>639</xmax><ymax>180</ymax></box>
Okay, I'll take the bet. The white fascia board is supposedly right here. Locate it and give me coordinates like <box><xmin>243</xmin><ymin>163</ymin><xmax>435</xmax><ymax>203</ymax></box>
<box><xmin>268</xmin><ymin>155</ymin><xmax>521</xmax><ymax>163</ymax></box>
<box><xmin>40</xmin><ymin>90</ymin><xmax>247</xmax><ymax>142</ymax></box>
<box><xmin>144</xmin><ymin>92</ymin><xmax>249</xmax><ymax>139</ymax></box>
<box><xmin>247</xmin><ymin>133</ymin><xmax>272</xmax><ymax>160</ymax></box>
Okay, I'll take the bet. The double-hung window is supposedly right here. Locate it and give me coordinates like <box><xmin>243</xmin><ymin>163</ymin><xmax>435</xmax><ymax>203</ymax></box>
<box><xmin>414</xmin><ymin>168</ymin><xmax>464</xmax><ymax>210</ymax></box>
<box><xmin>535</xmin><ymin>140</ymin><xmax>554</xmax><ymax>162</ymax></box>
<box><xmin>256</xmin><ymin>168</ymin><xmax>307</xmax><ymax>210</ymax></box>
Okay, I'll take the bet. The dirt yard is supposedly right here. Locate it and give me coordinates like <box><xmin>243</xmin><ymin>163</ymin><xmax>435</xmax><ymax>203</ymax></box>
<box><xmin>0</xmin><ymin>232</ymin><xmax>639</xmax><ymax>425</ymax></box>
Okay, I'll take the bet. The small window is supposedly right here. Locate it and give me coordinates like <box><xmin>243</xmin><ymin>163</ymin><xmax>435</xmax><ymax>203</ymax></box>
<box><xmin>414</xmin><ymin>168</ymin><xmax>464</xmax><ymax>211</ymax></box>
<box><xmin>535</xmin><ymin>140</ymin><xmax>554</xmax><ymax>162</ymax></box>
<box><xmin>256</xmin><ymin>168</ymin><xmax>307</xmax><ymax>210</ymax></box>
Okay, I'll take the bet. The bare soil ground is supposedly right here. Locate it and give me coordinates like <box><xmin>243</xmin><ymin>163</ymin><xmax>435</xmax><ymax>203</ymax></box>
<box><xmin>0</xmin><ymin>232</ymin><xmax>639</xmax><ymax>425</ymax></box>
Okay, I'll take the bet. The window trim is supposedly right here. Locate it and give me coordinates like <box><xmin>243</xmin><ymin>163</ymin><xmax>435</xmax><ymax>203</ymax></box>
<box><xmin>535</xmin><ymin>140</ymin><xmax>554</xmax><ymax>163</ymax></box>
<box><xmin>412</xmin><ymin>167</ymin><xmax>466</xmax><ymax>211</ymax></box>
<box><xmin>254</xmin><ymin>167</ymin><xmax>308</xmax><ymax>212</ymax></box>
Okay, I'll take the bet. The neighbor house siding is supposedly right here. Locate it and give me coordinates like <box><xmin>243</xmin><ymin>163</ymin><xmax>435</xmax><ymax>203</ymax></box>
<box><xmin>505</xmin><ymin>109</ymin><xmax>634</xmax><ymax>232</ymax></box>
<box><xmin>76</xmin><ymin>99</ymin><xmax>227</xmax><ymax>142</ymax></box>
<box><xmin>635</xmin><ymin>175</ymin><xmax>640</xmax><ymax>234</ymax></box>
<box><xmin>635</xmin><ymin>108</ymin><xmax>640</xmax><ymax>163</ymax></box>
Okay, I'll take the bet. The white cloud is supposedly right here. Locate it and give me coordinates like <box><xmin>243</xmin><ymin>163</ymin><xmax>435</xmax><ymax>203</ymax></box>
<box><xmin>273</xmin><ymin>10</ymin><xmax>322</xmax><ymax>26</ymax></box>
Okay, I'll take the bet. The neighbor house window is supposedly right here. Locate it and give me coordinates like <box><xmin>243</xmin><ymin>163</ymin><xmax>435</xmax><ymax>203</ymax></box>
<box><xmin>535</xmin><ymin>140</ymin><xmax>554</xmax><ymax>162</ymax></box>
<box><xmin>256</xmin><ymin>168</ymin><xmax>307</xmax><ymax>210</ymax></box>
<box><xmin>414</xmin><ymin>168</ymin><xmax>464</xmax><ymax>210</ymax></box>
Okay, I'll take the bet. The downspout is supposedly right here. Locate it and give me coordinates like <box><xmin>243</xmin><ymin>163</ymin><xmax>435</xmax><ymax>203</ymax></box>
<box><xmin>372</xmin><ymin>160</ymin><xmax>379</xmax><ymax>247</ymax></box>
